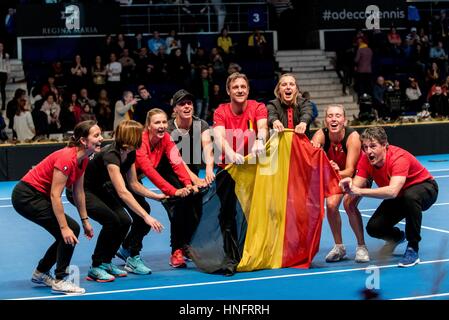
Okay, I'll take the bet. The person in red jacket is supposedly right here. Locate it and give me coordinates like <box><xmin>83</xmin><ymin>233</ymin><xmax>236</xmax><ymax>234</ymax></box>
<box><xmin>11</xmin><ymin>120</ymin><xmax>102</xmax><ymax>295</ymax></box>
<box><xmin>117</xmin><ymin>108</ymin><xmax>197</xmax><ymax>269</ymax></box>
<box><xmin>340</xmin><ymin>127</ymin><xmax>438</xmax><ymax>267</ymax></box>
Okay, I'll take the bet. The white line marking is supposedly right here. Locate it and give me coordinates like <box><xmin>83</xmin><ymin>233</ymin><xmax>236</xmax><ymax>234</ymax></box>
<box><xmin>393</xmin><ymin>292</ymin><xmax>449</xmax><ymax>300</ymax></box>
<box><xmin>429</xmin><ymin>169</ymin><xmax>449</xmax><ymax>173</ymax></box>
<box><xmin>0</xmin><ymin>188</ymin><xmax>159</xmax><ymax>202</ymax></box>
<box><xmin>10</xmin><ymin>258</ymin><xmax>449</xmax><ymax>300</ymax></box>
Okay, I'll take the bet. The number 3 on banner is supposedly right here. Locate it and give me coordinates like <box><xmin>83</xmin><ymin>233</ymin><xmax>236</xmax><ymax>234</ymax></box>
<box><xmin>252</xmin><ymin>13</ymin><xmax>260</xmax><ymax>23</ymax></box>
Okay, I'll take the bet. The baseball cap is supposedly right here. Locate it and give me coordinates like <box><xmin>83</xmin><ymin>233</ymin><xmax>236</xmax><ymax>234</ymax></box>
<box><xmin>171</xmin><ymin>89</ymin><xmax>194</xmax><ymax>107</ymax></box>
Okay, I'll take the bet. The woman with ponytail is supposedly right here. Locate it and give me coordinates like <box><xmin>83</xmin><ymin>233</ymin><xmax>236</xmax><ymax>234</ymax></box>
<box><xmin>11</xmin><ymin>120</ymin><xmax>103</xmax><ymax>295</ymax></box>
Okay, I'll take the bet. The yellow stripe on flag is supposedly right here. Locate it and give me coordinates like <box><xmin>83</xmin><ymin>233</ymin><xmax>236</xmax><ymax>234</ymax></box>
<box><xmin>227</xmin><ymin>132</ymin><xmax>293</xmax><ymax>271</ymax></box>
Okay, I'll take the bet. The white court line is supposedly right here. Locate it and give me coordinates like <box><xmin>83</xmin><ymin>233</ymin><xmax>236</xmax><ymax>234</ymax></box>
<box><xmin>339</xmin><ymin>202</ymin><xmax>449</xmax><ymax>234</ymax></box>
<box><xmin>10</xmin><ymin>258</ymin><xmax>449</xmax><ymax>300</ymax></box>
<box><xmin>429</xmin><ymin>169</ymin><xmax>449</xmax><ymax>173</ymax></box>
<box><xmin>393</xmin><ymin>292</ymin><xmax>449</xmax><ymax>300</ymax></box>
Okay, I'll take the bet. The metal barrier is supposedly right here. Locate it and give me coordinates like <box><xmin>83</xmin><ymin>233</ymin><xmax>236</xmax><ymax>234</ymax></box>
<box><xmin>119</xmin><ymin>2</ymin><xmax>270</xmax><ymax>34</ymax></box>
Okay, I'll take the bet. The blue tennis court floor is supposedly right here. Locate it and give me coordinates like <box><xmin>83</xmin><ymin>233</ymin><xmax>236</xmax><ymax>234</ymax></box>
<box><xmin>1</xmin><ymin>154</ymin><xmax>449</xmax><ymax>301</ymax></box>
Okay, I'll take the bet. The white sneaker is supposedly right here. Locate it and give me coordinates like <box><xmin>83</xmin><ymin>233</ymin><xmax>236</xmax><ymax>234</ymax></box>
<box><xmin>31</xmin><ymin>269</ymin><xmax>55</xmax><ymax>287</ymax></box>
<box><xmin>355</xmin><ymin>245</ymin><xmax>370</xmax><ymax>263</ymax></box>
<box><xmin>325</xmin><ymin>244</ymin><xmax>346</xmax><ymax>262</ymax></box>
<box><xmin>51</xmin><ymin>279</ymin><xmax>85</xmax><ymax>295</ymax></box>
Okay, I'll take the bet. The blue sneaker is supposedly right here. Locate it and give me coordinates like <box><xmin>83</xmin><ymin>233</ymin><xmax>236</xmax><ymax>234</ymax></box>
<box><xmin>398</xmin><ymin>247</ymin><xmax>420</xmax><ymax>267</ymax></box>
<box><xmin>125</xmin><ymin>255</ymin><xmax>152</xmax><ymax>275</ymax></box>
<box><xmin>379</xmin><ymin>230</ymin><xmax>406</xmax><ymax>257</ymax></box>
<box><xmin>86</xmin><ymin>266</ymin><xmax>115</xmax><ymax>282</ymax></box>
<box><xmin>116</xmin><ymin>246</ymin><xmax>130</xmax><ymax>263</ymax></box>
<box><xmin>99</xmin><ymin>262</ymin><xmax>127</xmax><ymax>277</ymax></box>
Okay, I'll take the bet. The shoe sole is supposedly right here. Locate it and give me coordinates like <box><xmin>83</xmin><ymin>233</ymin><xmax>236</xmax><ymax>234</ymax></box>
<box><xmin>355</xmin><ymin>258</ymin><xmax>370</xmax><ymax>263</ymax></box>
<box><xmin>325</xmin><ymin>256</ymin><xmax>347</xmax><ymax>263</ymax></box>
<box><xmin>86</xmin><ymin>276</ymin><xmax>115</xmax><ymax>283</ymax></box>
<box><xmin>169</xmin><ymin>262</ymin><xmax>187</xmax><ymax>268</ymax></box>
<box><xmin>51</xmin><ymin>289</ymin><xmax>85</xmax><ymax>295</ymax></box>
<box><xmin>124</xmin><ymin>265</ymin><xmax>152</xmax><ymax>275</ymax></box>
<box><xmin>398</xmin><ymin>258</ymin><xmax>420</xmax><ymax>268</ymax></box>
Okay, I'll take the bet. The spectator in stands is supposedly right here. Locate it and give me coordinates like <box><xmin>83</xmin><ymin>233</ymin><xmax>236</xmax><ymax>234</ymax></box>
<box><xmin>119</xmin><ymin>48</ymin><xmax>136</xmax><ymax>85</ymax></box>
<box><xmin>166</xmin><ymin>29</ymin><xmax>182</xmax><ymax>55</ymax></box>
<box><xmin>41</xmin><ymin>75</ymin><xmax>59</xmax><ymax>99</ymax></box>
<box><xmin>133</xmin><ymin>85</ymin><xmax>158</xmax><ymax>126</ymax></box>
<box><xmin>227</xmin><ymin>62</ymin><xmax>242</xmax><ymax>75</ymax></box>
<box><xmin>267</xmin><ymin>73</ymin><xmax>314</xmax><ymax>137</ymax></box>
<box><xmin>210</xmin><ymin>47</ymin><xmax>226</xmax><ymax>81</ymax></box>
<box><xmin>302</xmin><ymin>91</ymin><xmax>319</xmax><ymax>127</ymax></box>
<box><xmin>52</xmin><ymin>60</ymin><xmax>67</xmax><ymax>90</ymax></box>
<box><xmin>6</xmin><ymin>88</ymin><xmax>26</xmax><ymax>139</ymax></box>
<box><xmin>100</xmin><ymin>34</ymin><xmax>120</xmax><ymax>61</ymax></box>
<box><xmin>429</xmin><ymin>41</ymin><xmax>448</xmax><ymax>78</ymax></box>
<box><xmin>405</xmin><ymin>78</ymin><xmax>423</xmax><ymax>113</ymax></box>
<box><xmin>426</xmin><ymin>62</ymin><xmax>441</xmax><ymax>89</ymax></box>
<box><xmin>91</xmin><ymin>55</ymin><xmax>107</xmax><ymax>97</ymax></box>
<box><xmin>0</xmin><ymin>42</ymin><xmax>10</xmax><ymax>110</ymax></box>
<box><xmin>193</xmin><ymin>67</ymin><xmax>212</xmax><ymax>120</ymax></box>
<box><xmin>384</xmin><ymin>79</ymin><xmax>404</xmax><ymax>120</ymax></box>
<box><xmin>148</xmin><ymin>31</ymin><xmax>166</xmax><ymax>55</ymax></box>
<box><xmin>4</xmin><ymin>8</ymin><xmax>16</xmax><ymax>58</ymax></box>
<box><xmin>354</xmin><ymin>38</ymin><xmax>373</xmax><ymax>99</ymax></box>
<box><xmin>131</xmin><ymin>33</ymin><xmax>145</xmax><ymax>58</ymax></box>
<box><xmin>80</xmin><ymin>103</ymin><xmax>97</xmax><ymax>123</ymax></box>
<box><xmin>190</xmin><ymin>47</ymin><xmax>209</xmax><ymax>79</ymax></box>
<box><xmin>114</xmin><ymin>90</ymin><xmax>138</xmax><ymax>130</ymax></box>
<box><xmin>406</xmin><ymin>27</ymin><xmax>420</xmax><ymax>46</ymax></box>
<box><xmin>0</xmin><ymin>112</ymin><xmax>7</xmax><ymax>141</ymax></box>
<box><xmin>13</xmin><ymin>97</ymin><xmax>35</xmax><ymax>142</ymax></box>
<box><xmin>153</xmin><ymin>46</ymin><xmax>169</xmax><ymax>83</ymax></box>
<box><xmin>59</xmin><ymin>93</ymin><xmax>79</xmax><ymax>133</ymax></box>
<box><xmin>41</xmin><ymin>92</ymin><xmax>61</xmax><ymax>134</ymax></box>
<box><xmin>387</xmin><ymin>27</ymin><xmax>402</xmax><ymax>56</ymax></box>
<box><xmin>372</xmin><ymin>76</ymin><xmax>387</xmax><ymax>119</ymax></box>
<box><xmin>116</xmin><ymin>33</ymin><xmax>128</xmax><ymax>55</ymax></box>
<box><xmin>208</xmin><ymin>83</ymin><xmax>225</xmax><ymax>123</ymax></box>
<box><xmin>248</xmin><ymin>29</ymin><xmax>267</xmax><ymax>58</ymax></box>
<box><xmin>335</xmin><ymin>47</ymin><xmax>355</xmax><ymax>96</ymax></box>
<box><xmin>135</xmin><ymin>47</ymin><xmax>155</xmax><ymax>84</ymax></box>
<box><xmin>96</xmin><ymin>89</ymin><xmax>112</xmax><ymax>131</ymax></box>
<box><xmin>429</xmin><ymin>85</ymin><xmax>449</xmax><ymax>118</ymax></box>
<box><xmin>70</xmin><ymin>54</ymin><xmax>88</xmax><ymax>94</ymax></box>
<box><xmin>106</xmin><ymin>53</ymin><xmax>122</xmax><ymax>105</ymax></box>
<box><xmin>78</xmin><ymin>88</ymin><xmax>97</xmax><ymax>111</ymax></box>
<box><xmin>217</xmin><ymin>28</ymin><xmax>233</xmax><ymax>57</ymax></box>
<box><xmin>311</xmin><ymin>104</ymin><xmax>369</xmax><ymax>263</ymax></box>
<box><xmin>168</xmin><ymin>48</ymin><xmax>190</xmax><ymax>86</ymax></box>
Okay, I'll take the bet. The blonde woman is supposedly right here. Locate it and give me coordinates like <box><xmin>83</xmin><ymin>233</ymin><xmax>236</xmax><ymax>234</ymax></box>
<box><xmin>266</xmin><ymin>73</ymin><xmax>314</xmax><ymax>136</ymax></box>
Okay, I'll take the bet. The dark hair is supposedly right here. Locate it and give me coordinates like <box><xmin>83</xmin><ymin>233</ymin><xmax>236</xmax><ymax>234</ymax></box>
<box><xmin>68</xmin><ymin>120</ymin><xmax>98</xmax><ymax>147</ymax></box>
<box><xmin>360</xmin><ymin>127</ymin><xmax>388</xmax><ymax>146</ymax></box>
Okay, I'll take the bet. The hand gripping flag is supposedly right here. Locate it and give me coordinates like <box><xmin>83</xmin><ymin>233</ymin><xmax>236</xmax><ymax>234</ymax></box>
<box><xmin>188</xmin><ymin>130</ymin><xmax>341</xmax><ymax>274</ymax></box>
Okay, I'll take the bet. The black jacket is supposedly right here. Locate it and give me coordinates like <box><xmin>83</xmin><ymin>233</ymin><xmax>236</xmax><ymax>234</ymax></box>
<box><xmin>266</xmin><ymin>97</ymin><xmax>314</xmax><ymax>135</ymax></box>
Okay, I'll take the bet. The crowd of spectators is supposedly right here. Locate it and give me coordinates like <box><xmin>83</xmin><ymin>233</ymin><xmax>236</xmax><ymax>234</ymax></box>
<box><xmin>1</xmin><ymin>28</ymin><xmax>275</xmax><ymax>143</ymax></box>
<box><xmin>335</xmin><ymin>10</ymin><xmax>449</xmax><ymax>123</ymax></box>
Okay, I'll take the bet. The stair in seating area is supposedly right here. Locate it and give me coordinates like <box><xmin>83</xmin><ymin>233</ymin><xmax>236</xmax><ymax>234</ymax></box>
<box><xmin>275</xmin><ymin>50</ymin><xmax>359</xmax><ymax>127</ymax></box>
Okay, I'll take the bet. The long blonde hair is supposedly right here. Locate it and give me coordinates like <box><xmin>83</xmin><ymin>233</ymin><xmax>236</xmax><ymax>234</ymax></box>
<box><xmin>274</xmin><ymin>73</ymin><xmax>300</xmax><ymax>107</ymax></box>
<box><xmin>145</xmin><ymin>108</ymin><xmax>168</xmax><ymax>128</ymax></box>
